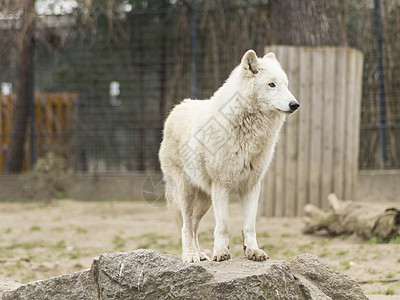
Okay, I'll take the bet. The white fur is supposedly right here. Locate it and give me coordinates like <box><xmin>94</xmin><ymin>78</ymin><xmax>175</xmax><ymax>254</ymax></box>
<box><xmin>159</xmin><ymin>50</ymin><xmax>299</xmax><ymax>262</ymax></box>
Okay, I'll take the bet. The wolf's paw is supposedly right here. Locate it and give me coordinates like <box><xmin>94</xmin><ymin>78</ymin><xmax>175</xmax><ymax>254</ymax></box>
<box><xmin>245</xmin><ymin>248</ymin><xmax>268</xmax><ymax>261</ymax></box>
<box><xmin>182</xmin><ymin>252</ymin><xmax>200</xmax><ymax>263</ymax></box>
<box><xmin>212</xmin><ymin>247</ymin><xmax>231</xmax><ymax>262</ymax></box>
<box><xmin>199</xmin><ymin>251</ymin><xmax>211</xmax><ymax>261</ymax></box>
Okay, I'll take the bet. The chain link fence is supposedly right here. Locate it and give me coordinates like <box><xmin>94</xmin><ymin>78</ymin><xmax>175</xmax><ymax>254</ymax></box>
<box><xmin>0</xmin><ymin>0</ymin><xmax>399</xmax><ymax>172</ymax></box>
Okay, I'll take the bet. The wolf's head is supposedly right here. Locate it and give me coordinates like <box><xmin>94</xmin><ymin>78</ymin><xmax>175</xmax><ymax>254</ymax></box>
<box><xmin>241</xmin><ymin>50</ymin><xmax>299</xmax><ymax>114</ymax></box>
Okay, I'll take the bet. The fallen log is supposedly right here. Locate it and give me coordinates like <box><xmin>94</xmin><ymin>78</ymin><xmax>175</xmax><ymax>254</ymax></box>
<box><xmin>303</xmin><ymin>193</ymin><xmax>400</xmax><ymax>240</ymax></box>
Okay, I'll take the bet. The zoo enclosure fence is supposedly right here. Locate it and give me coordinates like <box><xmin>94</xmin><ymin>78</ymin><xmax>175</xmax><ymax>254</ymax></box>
<box><xmin>0</xmin><ymin>93</ymin><xmax>75</xmax><ymax>171</ymax></box>
<box><xmin>0</xmin><ymin>1</ymin><xmax>399</xmax><ymax>174</ymax></box>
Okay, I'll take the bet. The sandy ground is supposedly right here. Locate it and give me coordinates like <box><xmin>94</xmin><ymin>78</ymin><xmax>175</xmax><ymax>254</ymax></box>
<box><xmin>0</xmin><ymin>199</ymin><xmax>399</xmax><ymax>299</ymax></box>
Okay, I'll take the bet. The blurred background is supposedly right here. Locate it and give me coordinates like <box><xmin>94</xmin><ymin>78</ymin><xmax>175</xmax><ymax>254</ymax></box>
<box><xmin>0</xmin><ymin>0</ymin><xmax>399</xmax><ymax>205</ymax></box>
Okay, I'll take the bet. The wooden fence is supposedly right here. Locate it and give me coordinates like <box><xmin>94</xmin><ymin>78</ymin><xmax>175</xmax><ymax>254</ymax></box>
<box><xmin>0</xmin><ymin>93</ymin><xmax>76</xmax><ymax>171</ymax></box>
<box><xmin>260</xmin><ymin>46</ymin><xmax>364</xmax><ymax>217</ymax></box>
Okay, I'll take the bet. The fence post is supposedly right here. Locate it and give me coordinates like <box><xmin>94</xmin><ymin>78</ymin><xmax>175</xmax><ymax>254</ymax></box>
<box><xmin>185</xmin><ymin>0</ymin><xmax>197</xmax><ymax>99</ymax></box>
<box><xmin>29</xmin><ymin>37</ymin><xmax>36</xmax><ymax>169</ymax></box>
<box><xmin>374</xmin><ymin>0</ymin><xmax>387</xmax><ymax>167</ymax></box>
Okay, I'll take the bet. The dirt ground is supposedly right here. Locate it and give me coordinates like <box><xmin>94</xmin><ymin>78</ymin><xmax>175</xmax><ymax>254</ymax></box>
<box><xmin>0</xmin><ymin>199</ymin><xmax>399</xmax><ymax>299</ymax></box>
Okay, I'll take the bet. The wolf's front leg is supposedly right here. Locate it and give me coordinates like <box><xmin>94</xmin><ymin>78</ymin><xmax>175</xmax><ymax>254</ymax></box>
<box><xmin>181</xmin><ymin>221</ymin><xmax>200</xmax><ymax>263</ymax></box>
<box><xmin>211</xmin><ymin>184</ymin><xmax>231</xmax><ymax>261</ymax></box>
<box><xmin>241</xmin><ymin>182</ymin><xmax>268</xmax><ymax>261</ymax></box>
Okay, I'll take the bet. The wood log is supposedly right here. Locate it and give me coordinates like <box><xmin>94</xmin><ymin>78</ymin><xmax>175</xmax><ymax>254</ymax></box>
<box><xmin>303</xmin><ymin>193</ymin><xmax>400</xmax><ymax>240</ymax></box>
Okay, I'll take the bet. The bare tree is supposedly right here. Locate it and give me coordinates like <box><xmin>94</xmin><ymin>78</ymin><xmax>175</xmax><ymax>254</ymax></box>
<box><xmin>4</xmin><ymin>0</ymin><xmax>36</xmax><ymax>172</ymax></box>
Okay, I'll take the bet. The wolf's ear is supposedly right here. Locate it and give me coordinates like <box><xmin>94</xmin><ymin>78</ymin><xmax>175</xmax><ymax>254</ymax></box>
<box><xmin>241</xmin><ymin>50</ymin><xmax>259</xmax><ymax>75</ymax></box>
<box><xmin>264</xmin><ymin>52</ymin><xmax>277</xmax><ymax>60</ymax></box>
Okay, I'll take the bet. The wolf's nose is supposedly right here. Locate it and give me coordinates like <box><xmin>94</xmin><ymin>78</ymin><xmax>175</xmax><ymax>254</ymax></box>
<box><xmin>289</xmin><ymin>101</ymin><xmax>300</xmax><ymax>112</ymax></box>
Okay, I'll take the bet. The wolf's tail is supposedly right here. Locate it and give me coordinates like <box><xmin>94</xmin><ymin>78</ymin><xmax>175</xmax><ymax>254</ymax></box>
<box><xmin>164</xmin><ymin>176</ymin><xmax>183</xmax><ymax>231</ymax></box>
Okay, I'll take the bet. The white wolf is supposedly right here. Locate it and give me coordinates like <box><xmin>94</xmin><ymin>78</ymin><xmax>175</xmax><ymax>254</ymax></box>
<box><xmin>159</xmin><ymin>50</ymin><xmax>299</xmax><ymax>263</ymax></box>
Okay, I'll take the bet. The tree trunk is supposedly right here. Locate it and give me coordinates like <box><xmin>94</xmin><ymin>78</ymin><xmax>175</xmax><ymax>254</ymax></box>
<box><xmin>272</xmin><ymin>0</ymin><xmax>347</xmax><ymax>46</ymax></box>
<box><xmin>4</xmin><ymin>0</ymin><xmax>35</xmax><ymax>173</ymax></box>
<box><xmin>303</xmin><ymin>194</ymin><xmax>400</xmax><ymax>240</ymax></box>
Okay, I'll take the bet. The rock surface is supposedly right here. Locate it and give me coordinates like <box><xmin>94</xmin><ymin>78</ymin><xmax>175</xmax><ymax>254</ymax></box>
<box><xmin>2</xmin><ymin>249</ymin><xmax>367</xmax><ymax>300</ymax></box>
<box><xmin>0</xmin><ymin>279</ymin><xmax>20</xmax><ymax>298</ymax></box>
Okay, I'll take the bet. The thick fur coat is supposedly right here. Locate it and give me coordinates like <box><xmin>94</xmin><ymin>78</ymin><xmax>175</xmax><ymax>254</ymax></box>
<box><xmin>159</xmin><ymin>50</ymin><xmax>299</xmax><ymax>262</ymax></box>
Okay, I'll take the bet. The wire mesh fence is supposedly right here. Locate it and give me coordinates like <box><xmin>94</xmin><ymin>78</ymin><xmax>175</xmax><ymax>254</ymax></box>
<box><xmin>0</xmin><ymin>0</ymin><xmax>399</xmax><ymax>172</ymax></box>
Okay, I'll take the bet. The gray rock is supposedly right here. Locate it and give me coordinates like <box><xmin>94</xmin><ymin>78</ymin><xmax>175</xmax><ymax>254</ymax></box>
<box><xmin>0</xmin><ymin>279</ymin><xmax>21</xmax><ymax>298</ymax></box>
<box><xmin>2</xmin><ymin>250</ymin><xmax>368</xmax><ymax>300</ymax></box>
<box><xmin>2</xmin><ymin>269</ymin><xmax>97</xmax><ymax>300</ymax></box>
<box><xmin>290</xmin><ymin>253</ymin><xmax>368</xmax><ymax>300</ymax></box>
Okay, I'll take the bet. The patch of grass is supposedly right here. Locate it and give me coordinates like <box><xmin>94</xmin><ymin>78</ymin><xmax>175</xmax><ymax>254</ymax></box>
<box><xmin>198</xmin><ymin>231</ymin><xmax>213</xmax><ymax>242</ymax></box>
<box><xmin>336</xmin><ymin>250</ymin><xmax>349</xmax><ymax>256</ymax></box>
<box><xmin>385</xmin><ymin>286</ymin><xmax>395</xmax><ymax>295</ymax></box>
<box><xmin>283</xmin><ymin>223</ymin><xmax>290</xmax><ymax>228</ymax></box>
<box><xmin>135</xmin><ymin>232</ymin><xmax>172</xmax><ymax>250</ymax></box>
<box><xmin>7</xmin><ymin>241</ymin><xmax>45</xmax><ymax>250</ymax></box>
<box><xmin>75</xmin><ymin>227</ymin><xmax>88</xmax><ymax>234</ymax></box>
<box><xmin>261</xmin><ymin>244</ymin><xmax>277</xmax><ymax>257</ymax></box>
<box><xmin>385</xmin><ymin>272</ymin><xmax>394</xmax><ymax>278</ymax></box>
<box><xmin>137</xmin><ymin>241</ymin><xmax>152</xmax><ymax>249</ymax></box>
<box><xmin>364</xmin><ymin>237</ymin><xmax>387</xmax><ymax>244</ymax></box>
<box><xmin>51</xmin><ymin>226</ymin><xmax>64</xmax><ymax>232</ymax></box>
<box><xmin>318</xmin><ymin>239</ymin><xmax>331</xmax><ymax>246</ymax></box>
<box><xmin>280</xmin><ymin>233</ymin><xmax>297</xmax><ymax>238</ymax></box>
<box><xmin>232</xmin><ymin>235</ymin><xmax>242</xmax><ymax>245</ymax></box>
<box><xmin>113</xmin><ymin>235</ymin><xmax>127</xmax><ymax>249</ymax></box>
<box><xmin>281</xmin><ymin>249</ymin><xmax>297</xmax><ymax>259</ymax></box>
<box><xmin>339</xmin><ymin>260</ymin><xmax>351</xmax><ymax>270</ymax></box>
<box><xmin>73</xmin><ymin>263</ymin><xmax>84</xmax><ymax>269</ymax></box>
<box><xmin>54</xmin><ymin>190</ymin><xmax>69</xmax><ymax>199</ymax></box>
<box><xmin>0</xmin><ymin>248</ymin><xmax>16</xmax><ymax>258</ymax></box>
<box><xmin>68</xmin><ymin>251</ymin><xmax>80</xmax><ymax>259</ymax></box>
<box><xmin>318</xmin><ymin>251</ymin><xmax>332</xmax><ymax>258</ymax></box>
<box><xmin>297</xmin><ymin>242</ymin><xmax>314</xmax><ymax>252</ymax></box>
<box><xmin>397</xmin><ymin>257</ymin><xmax>400</xmax><ymax>263</ymax></box>
<box><xmin>30</xmin><ymin>225</ymin><xmax>41</xmax><ymax>232</ymax></box>
<box><xmin>335</xmin><ymin>234</ymin><xmax>349</xmax><ymax>240</ymax></box>
<box><xmin>157</xmin><ymin>240</ymin><xmax>181</xmax><ymax>252</ymax></box>
<box><xmin>4</xmin><ymin>228</ymin><xmax>12</xmax><ymax>234</ymax></box>
<box><xmin>51</xmin><ymin>240</ymin><xmax>67</xmax><ymax>250</ymax></box>
<box><xmin>139</xmin><ymin>232</ymin><xmax>169</xmax><ymax>241</ymax></box>
<box><xmin>21</xmin><ymin>273</ymin><xmax>37</xmax><ymax>283</ymax></box>
<box><xmin>257</xmin><ymin>231</ymin><xmax>270</xmax><ymax>238</ymax></box>
<box><xmin>390</xmin><ymin>235</ymin><xmax>400</xmax><ymax>244</ymax></box>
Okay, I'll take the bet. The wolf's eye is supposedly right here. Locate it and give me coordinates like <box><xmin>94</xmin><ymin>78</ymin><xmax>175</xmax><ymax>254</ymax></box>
<box><xmin>268</xmin><ymin>83</ymin><xmax>276</xmax><ymax>88</ymax></box>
